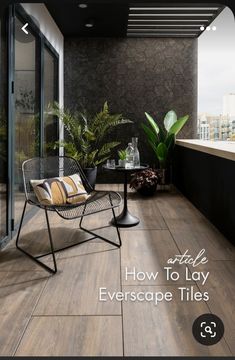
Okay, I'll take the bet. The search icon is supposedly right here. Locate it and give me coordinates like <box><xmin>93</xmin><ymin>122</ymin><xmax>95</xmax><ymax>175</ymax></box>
<box><xmin>192</xmin><ymin>313</ymin><xmax>224</xmax><ymax>346</ymax></box>
<box><xmin>204</xmin><ymin>326</ymin><xmax>213</xmax><ymax>334</ymax></box>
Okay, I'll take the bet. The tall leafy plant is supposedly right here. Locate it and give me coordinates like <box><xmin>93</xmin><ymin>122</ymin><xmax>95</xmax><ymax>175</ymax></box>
<box><xmin>48</xmin><ymin>101</ymin><xmax>132</xmax><ymax>168</ymax></box>
<box><xmin>142</xmin><ymin>110</ymin><xmax>189</xmax><ymax>168</ymax></box>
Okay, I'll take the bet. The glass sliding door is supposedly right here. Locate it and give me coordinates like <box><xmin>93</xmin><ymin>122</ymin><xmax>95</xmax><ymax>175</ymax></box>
<box><xmin>0</xmin><ymin>13</ymin><xmax>8</xmax><ymax>243</ymax></box>
<box><xmin>43</xmin><ymin>45</ymin><xmax>59</xmax><ymax>155</ymax></box>
<box><xmin>14</xmin><ymin>15</ymin><xmax>40</xmax><ymax>224</ymax></box>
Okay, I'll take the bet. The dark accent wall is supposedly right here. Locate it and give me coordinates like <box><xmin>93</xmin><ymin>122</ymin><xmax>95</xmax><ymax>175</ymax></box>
<box><xmin>64</xmin><ymin>37</ymin><xmax>197</xmax><ymax>180</ymax></box>
<box><xmin>174</xmin><ymin>145</ymin><xmax>235</xmax><ymax>245</ymax></box>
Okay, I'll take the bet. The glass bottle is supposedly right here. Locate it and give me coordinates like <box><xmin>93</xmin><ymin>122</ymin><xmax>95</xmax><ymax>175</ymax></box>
<box><xmin>125</xmin><ymin>143</ymin><xmax>134</xmax><ymax>169</ymax></box>
<box><xmin>132</xmin><ymin>137</ymin><xmax>140</xmax><ymax>168</ymax></box>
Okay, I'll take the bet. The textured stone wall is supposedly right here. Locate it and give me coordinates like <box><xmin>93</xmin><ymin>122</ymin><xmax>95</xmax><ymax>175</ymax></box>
<box><xmin>64</xmin><ymin>37</ymin><xmax>197</xmax><ymax>179</ymax></box>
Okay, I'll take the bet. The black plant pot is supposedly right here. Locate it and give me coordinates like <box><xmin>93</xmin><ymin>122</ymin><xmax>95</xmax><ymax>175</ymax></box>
<box><xmin>157</xmin><ymin>168</ymin><xmax>171</xmax><ymax>185</ymax></box>
<box><xmin>83</xmin><ymin>166</ymin><xmax>97</xmax><ymax>190</ymax></box>
<box><xmin>138</xmin><ymin>184</ymin><xmax>157</xmax><ymax>196</ymax></box>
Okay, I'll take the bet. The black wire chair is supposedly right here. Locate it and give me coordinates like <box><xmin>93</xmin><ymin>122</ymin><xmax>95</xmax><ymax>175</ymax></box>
<box><xmin>16</xmin><ymin>156</ymin><xmax>122</xmax><ymax>274</ymax></box>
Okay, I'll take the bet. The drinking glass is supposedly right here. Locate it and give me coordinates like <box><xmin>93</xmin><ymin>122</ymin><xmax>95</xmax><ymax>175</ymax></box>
<box><xmin>107</xmin><ymin>159</ymin><xmax>116</xmax><ymax>169</ymax></box>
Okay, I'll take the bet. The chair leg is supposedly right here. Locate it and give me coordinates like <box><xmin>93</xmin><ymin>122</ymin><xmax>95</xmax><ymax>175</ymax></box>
<box><xmin>109</xmin><ymin>194</ymin><xmax>122</xmax><ymax>247</ymax></box>
<box><xmin>45</xmin><ymin>209</ymin><xmax>57</xmax><ymax>273</ymax></box>
<box><xmin>110</xmin><ymin>205</ymin><xmax>122</xmax><ymax>248</ymax></box>
<box><xmin>79</xmin><ymin>196</ymin><xmax>122</xmax><ymax>248</ymax></box>
<box><xmin>16</xmin><ymin>201</ymin><xmax>57</xmax><ymax>274</ymax></box>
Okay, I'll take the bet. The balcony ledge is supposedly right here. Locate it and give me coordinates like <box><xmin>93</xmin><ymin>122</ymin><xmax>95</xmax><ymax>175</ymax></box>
<box><xmin>176</xmin><ymin>139</ymin><xmax>235</xmax><ymax>162</ymax></box>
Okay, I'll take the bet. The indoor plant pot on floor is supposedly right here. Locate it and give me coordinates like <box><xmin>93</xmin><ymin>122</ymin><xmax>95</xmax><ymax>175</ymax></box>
<box><xmin>48</xmin><ymin>101</ymin><xmax>132</xmax><ymax>188</ymax></box>
<box><xmin>142</xmin><ymin>110</ymin><xmax>189</xmax><ymax>185</ymax></box>
<box><xmin>130</xmin><ymin>168</ymin><xmax>159</xmax><ymax>196</ymax></box>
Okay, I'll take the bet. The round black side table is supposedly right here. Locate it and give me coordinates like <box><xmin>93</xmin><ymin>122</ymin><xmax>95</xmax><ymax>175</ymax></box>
<box><xmin>103</xmin><ymin>164</ymin><xmax>149</xmax><ymax>227</ymax></box>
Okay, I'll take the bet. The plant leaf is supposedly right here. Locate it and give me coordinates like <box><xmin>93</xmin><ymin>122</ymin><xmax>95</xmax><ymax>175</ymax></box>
<box><xmin>148</xmin><ymin>140</ymin><xmax>158</xmax><ymax>157</ymax></box>
<box><xmin>158</xmin><ymin>125</ymin><xmax>166</xmax><ymax>143</ymax></box>
<box><xmin>98</xmin><ymin>142</ymin><xmax>120</xmax><ymax>157</ymax></box>
<box><xmin>169</xmin><ymin>115</ymin><xmax>189</xmax><ymax>136</ymax></box>
<box><xmin>141</xmin><ymin>123</ymin><xmax>157</xmax><ymax>144</ymax></box>
<box><xmin>164</xmin><ymin>110</ymin><xmax>177</xmax><ymax>132</ymax></box>
<box><xmin>145</xmin><ymin>112</ymin><xmax>159</xmax><ymax>135</ymax></box>
<box><xmin>156</xmin><ymin>142</ymin><xmax>168</xmax><ymax>162</ymax></box>
<box><xmin>165</xmin><ymin>133</ymin><xmax>175</xmax><ymax>150</ymax></box>
<box><xmin>95</xmin><ymin>156</ymin><xmax>110</xmax><ymax>166</ymax></box>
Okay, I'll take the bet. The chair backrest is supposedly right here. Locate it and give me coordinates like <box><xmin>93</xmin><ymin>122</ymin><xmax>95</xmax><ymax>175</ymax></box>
<box><xmin>22</xmin><ymin>156</ymin><xmax>93</xmax><ymax>202</ymax></box>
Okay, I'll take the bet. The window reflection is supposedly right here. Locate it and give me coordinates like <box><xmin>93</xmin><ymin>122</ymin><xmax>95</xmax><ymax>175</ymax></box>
<box><xmin>44</xmin><ymin>47</ymin><xmax>58</xmax><ymax>155</ymax></box>
<box><xmin>0</xmin><ymin>15</ymin><xmax>8</xmax><ymax>241</ymax></box>
<box><xmin>14</xmin><ymin>16</ymin><xmax>40</xmax><ymax>223</ymax></box>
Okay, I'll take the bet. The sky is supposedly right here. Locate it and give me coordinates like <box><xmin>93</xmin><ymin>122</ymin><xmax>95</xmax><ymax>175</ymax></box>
<box><xmin>198</xmin><ymin>7</ymin><xmax>235</xmax><ymax>115</ymax></box>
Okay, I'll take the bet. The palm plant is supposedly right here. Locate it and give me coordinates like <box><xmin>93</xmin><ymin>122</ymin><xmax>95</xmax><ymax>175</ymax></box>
<box><xmin>48</xmin><ymin>101</ymin><xmax>132</xmax><ymax>168</ymax></box>
<box><xmin>142</xmin><ymin>110</ymin><xmax>189</xmax><ymax>169</ymax></box>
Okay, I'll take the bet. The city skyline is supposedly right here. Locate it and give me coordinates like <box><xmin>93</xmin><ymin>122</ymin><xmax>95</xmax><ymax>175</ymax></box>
<box><xmin>198</xmin><ymin>7</ymin><xmax>235</xmax><ymax>115</ymax></box>
<box><xmin>197</xmin><ymin>94</ymin><xmax>235</xmax><ymax>141</ymax></box>
<box><xmin>198</xmin><ymin>93</ymin><xmax>235</xmax><ymax>116</ymax></box>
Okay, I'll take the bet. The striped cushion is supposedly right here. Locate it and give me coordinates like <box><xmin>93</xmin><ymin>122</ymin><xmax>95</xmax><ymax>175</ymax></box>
<box><xmin>30</xmin><ymin>173</ymin><xmax>90</xmax><ymax>206</ymax></box>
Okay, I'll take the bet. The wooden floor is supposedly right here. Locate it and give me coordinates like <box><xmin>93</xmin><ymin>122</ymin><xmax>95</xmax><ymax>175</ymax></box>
<box><xmin>0</xmin><ymin>184</ymin><xmax>234</xmax><ymax>356</ymax></box>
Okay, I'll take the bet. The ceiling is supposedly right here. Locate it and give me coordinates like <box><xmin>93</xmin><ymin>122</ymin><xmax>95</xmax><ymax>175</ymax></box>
<box><xmin>127</xmin><ymin>5</ymin><xmax>225</xmax><ymax>37</ymax></box>
<box><xmin>45</xmin><ymin>1</ymin><xmax>129</xmax><ymax>37</ymax></box>
<box><xmin>44</xmin><ymin>1</ymin><xmax>225</xmax><ymax>38</ymax></box>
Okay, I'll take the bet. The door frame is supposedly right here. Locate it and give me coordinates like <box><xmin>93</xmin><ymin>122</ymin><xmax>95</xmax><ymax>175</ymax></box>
<box><xmin>3</xmin><ymin>3</ymin><xmax>59</xmax><ymax>245</ymax></box>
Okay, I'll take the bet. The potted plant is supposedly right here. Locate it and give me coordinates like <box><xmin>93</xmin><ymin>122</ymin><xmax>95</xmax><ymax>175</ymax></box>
<box><xmin>142</xmin><ymin>110</ymin><xmax>189</xmax><ymax>184</ymax></box>
<box><xmin>118</xmin><ymin>149</ymin><xmax>127</xmax><ymax>167</ymax></box>
<box><xmin>130</xmin><ymin>168</ymin><xmax>159</xmax><ymax>196</ymax></box>
<box><xmin>48</xmin><ymin>102</ymin><xmax>132</xmax><ymax>188</ymax></box>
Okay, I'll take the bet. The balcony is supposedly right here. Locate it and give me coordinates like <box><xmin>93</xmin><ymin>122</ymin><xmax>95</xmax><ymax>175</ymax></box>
<box><xmin>0</xmin><ymin>1</ymin><xmax>235</xmax><ymax>357</ymax></box>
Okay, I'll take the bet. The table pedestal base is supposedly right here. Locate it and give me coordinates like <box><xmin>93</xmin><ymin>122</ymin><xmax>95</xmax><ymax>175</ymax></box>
<box><xmin>111</xmin><ymin>209</ymin><xmax>140</xmax><ymax>228</ymax></box>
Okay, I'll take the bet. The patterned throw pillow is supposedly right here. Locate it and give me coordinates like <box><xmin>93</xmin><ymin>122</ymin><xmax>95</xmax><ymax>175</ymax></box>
<box><xmin>30</xmin><ymin>173</ymin><xmax>90</xmax><ymax>206</ymax></box>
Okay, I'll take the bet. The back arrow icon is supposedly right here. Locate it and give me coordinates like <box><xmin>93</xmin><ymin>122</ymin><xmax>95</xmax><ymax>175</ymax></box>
<box><xmin>21</xmin><ymin>23</ymin><xmax>29</xmax><ymax>35</ymax></box>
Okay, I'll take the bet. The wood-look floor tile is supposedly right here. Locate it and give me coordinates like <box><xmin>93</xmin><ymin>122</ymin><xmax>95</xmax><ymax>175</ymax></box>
<box><xmin>156</xmin><ymin>191</ymin><xmax>204</xmax><ymax>221</ymax></box>
<box><xmin>0</xmin><ymin>271</ymin><xmax>48</xmax><ymax>356</ymax></box>
<box><xmin>1</xmin><ymin>185</ymin><xmax>234</xmax><ymax>357</ymax></box>
<box><xmin>193</xmin><ymin>260</ymin><xmax>235</xmax><ymax>335</ymax></box>
<box><xmin>225</xmin><ymin>328</ymin><xmax>235</xmax><ymax>355</ymax></box>
<box><xmin>56</xmin><ymin>239</ymin><xmax>116</xmax><ymax>260</ymax></box>
<box><xmin>122</xmin><ymin>285</ymin><xmax>232</xmax><ymax>356</ymax></box>
<box><xmin>15</xmin><ymin>316</ymin><xmax>123</xmax><ymax>356</ymax></box>
<box><xmin>34</xmin><ymin>244</ymin><xmax>121</xmax><ymax>315</ymax></box>
<box><xmin>124</xmin><ymin>195</ymin><xmax>167</xmax><ymax>230</ymax></box>
<box><xmin>126</xmin><ymin>206</ymin><xmax>167</xmax><ymax>230</ymax></box>
<box><xmin>121</xmin><ymin>230</ymin><xmax>194</xmax><ymax>285</ymax></box>
<box><xmin>0</xmin><ymin>247</ymin><xmax>53</xmax><ymax>272</ymax></box>
<box><xmin>166</xmin><ymin>219</ymin><xmax>235</xmax><ymax>261</ymax></box>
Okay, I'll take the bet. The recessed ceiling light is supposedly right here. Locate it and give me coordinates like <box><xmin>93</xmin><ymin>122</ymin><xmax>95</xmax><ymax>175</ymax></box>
<box><xmin>206</xmin><ymin>26</ymin><xmax>211</xmax><ymax>31</ymax></box>
<box><xmin>200</xmin><ymin>26</ymin><xmax>205</xmax><ymax>31</ymax></box>
<box><xmin>78</xmin><ymin>3</ymin><xmax>87</xmax><ymax>8</ymax></box>
<box><xmin>212</xmin><ymin>26</ymin><xmax>217</xmax><ymax>31</ymax></box>
<box><xmin>85</xmin><ymin>19</ymin><xmax>94</xmax><ymax>28</ymax></box>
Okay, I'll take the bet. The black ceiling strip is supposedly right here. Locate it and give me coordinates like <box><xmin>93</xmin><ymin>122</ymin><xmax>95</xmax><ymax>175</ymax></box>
<box><xmin>129</xmin><ymin>6</ymin><xmax>219</xmax><ymax>9</ymax></box>
<box><xmin>128</xmin><ymin>15</ymin><xmax>214</xmax><ymax>20</ymax></box>
<box><xmin>127</xmin><ymin>30</ymin><xmax>201</xmax><ymax>34</ymax></box>
<box><xmin>127</xmin><ymin>34</ymin><xmax>197</xmax><ymax>37</ymax></box>
<box><xmin>129</xmin><ymin>2</ymin><xmax>223</xmax><ymax>7</ymax></box>
<box><xmin>129</xmin><ymin>9</ymin><xmax>218</xmax><ymax>15</ymax></box>
<box><xmin>128</xmin><ymin>20</ymin><xmax>209</xmax><ymax>24</ymax></box>
<box><xmin>127</xmin><ymin>28</ymin><xmax>201</xmax><ymax>34</ymax></box>
<box><xmin>196</xmin><ymin>5</ymin><xmax>225</xmax><ymax>38</ymax></box>
<box><xmin>128</xmin><ymin>25</ymin><xmax>203</xmax><ymax>29</ymax></box>
<box><xmin>127</xmin><ymin>3</ymin><xmax>224</xmax><ymax>38</ymax></box>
